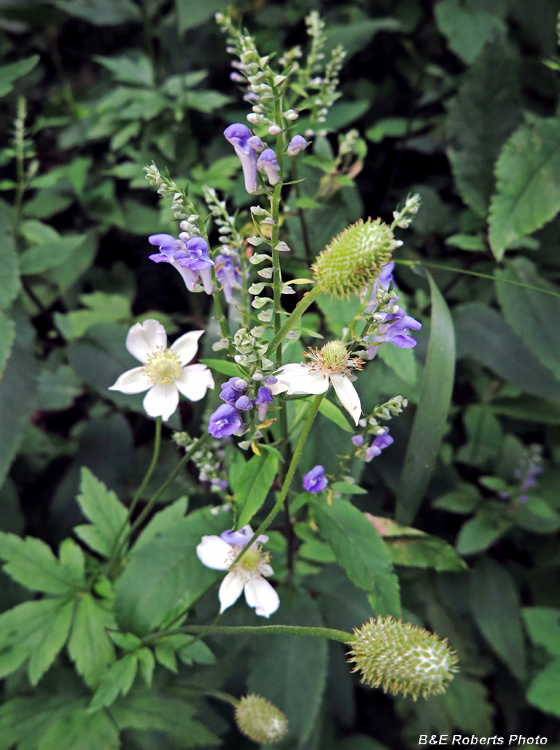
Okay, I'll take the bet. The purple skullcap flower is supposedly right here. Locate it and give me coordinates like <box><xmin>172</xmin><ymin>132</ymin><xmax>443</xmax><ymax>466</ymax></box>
<box><xmin>264</xmin><ymin>375</ymin><xmax>277</xmax><ymax>385</ymax></box>
<box><xmin>520</xmin><ymin>464</ymin><xmax>543</xmax><ymax>491</ymax></box>
<box><xmin>352</xmin><ymin>435</ymin><xmax>364</xmax><ymax>447</ymax></box>
<box><xmin>303</xmin><ymin>465</ymin><xmax>328</xmax><ymax>493</ymax></box>
<box><xmin>148</xmin><ymin>234</ymin><xmax>198</xmax><ymax>291</ymax></box>
<box><xmin>235</xmin><ymin>395</ymin><xmax>253</xmax><ymax>411</ymax></box>
<box><xmin>220</xmin><ymin>525</ymin><xmax>269</xmax><ymax>547</ymax></box>
<box><xmin>224</xmin><ymin>123</ymin><xmax>258</xmax><ymax>194</ymax></box>
<box><xmin>287</xmin><ymin>135</ymin><xmax>309</xmax><ymax>156</ymax></box>
<box><xmin>255</xmin><ymin>386</ymin><xmax>273</xmax><ymax>421</ymax></box>
<box><xmin>215</xmin><ymin>254</ymin><xmax>243</xmax><ymax>302</ymax></box>
<box><xmin>208</xmin><ymin>404</ymin><xmax>243</xmax><ymax>438</ymax></box>
<box><xmin>366</xmin><ymin>307</ymin><xmax>422</xmax><ymax>359</ymax></box>
<box><xmin>372</xmin><ymin>262</ymin><xmax>395</xmax><ymax>297</ymax></box>
<box><xmin>247</xmin><ymin>135</ymin><xmax>265</xmax><ymax>151</ymax></box>
<box><xmin>220</xmin><ymin>378</ymin><xmax>245</xmax><ymax>404</ymax></box>
<box><xmin>258</xmin><ymin>149</ymin><xmax>280</xmax><ymax>186</ymax></box>
<box><xmin>179</xmin><ymin>237</ymin><xmax>213</xmax><ymax>271</ymax></box>
<box><xmin>364</xmin><ymin>431</ymin><xmax>394</xmax><ymax>462</ymax></box>
<box><xmin>232</xmin><ymin>378</ymin><xmax>248</xmax><ymax>390</ymax></box>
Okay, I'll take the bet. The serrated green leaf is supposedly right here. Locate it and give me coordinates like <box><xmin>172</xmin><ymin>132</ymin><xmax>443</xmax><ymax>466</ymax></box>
<box><xmin>318</xmin><ymin>398</ymin><xmax>353</xmax><ymax>433</ymax></box>
<box><xmin>28</xmin><ymin>598</ymin><xmax>74</xmax><ymax>685</ymax></box>
<box><xmin>0</xmin><ymin>598</ymin><xmax>74</xmax><ymax>680</ymax></box>
<box><xmin>313</xmin><ymin>499</ymin><xmax>400</xmax><ymax>616</ymax></box>
<box><xmin>496</xmin><ymin>257</ymin><xmax>560</xmax><ymax>378</ymax></box>
<box><xmin>248</xmin><ymin>589</ymin><xmax>328</xmax><ymax>746</ymax></box>
<box><xmin>137</xmin><ymin>647</ymin><xmax>155</xmax><ymax>687</ymax></box>
<box><xmin>114</xmin><ymin>508</ymin><xmax>232</xmax><ymax>636</ymax></box>
<box><xmin>396</xmin><ymin>274</ymin><xmax>455</xmax><ymax>525</ymax></box>
<box><xmin>54</xmin><ymin>292</ymin><xmax>131</xmax><ymax>340</ymax></box>
<box><xmin>155</xmin><ymin>641</ymin><xmax>178</xmax><ymax>672</ymax></box>
<box><xmin>432</xmin><ymin>483</ymin><xmax>482</xmax><ymax>514</ymax></box>
<box><xmin>0</xmin><ymin>695</ymin><xmax>83</xmax><ymax>750</ymax></box>
<box><xmin>38</xmin><ymin>706</ymin><xmax>119</xmax><ymax>750</ymax></box>
<box><xmin>95</xmin><ymin>52</ymin><xmax>154</xmax><ymax>86</ymax></box>
<box><xmin>0</xmin><ymin>55</ymin><xmax>39</xmax><ymax>97</ymax></box>
<box><xmin>470</xmin><ymin>558</ymin><xmax>526</xmax><ymax>680</ymax></box>
<box><xmin>133</xmin><ymin>497</ymin><xmax>188</xmax><ymax>554</ymax></box>
<box><xmin>489</xmin><ymin>118</ymin><xmax>560</xmax><ymax>259</ymax></box>
<box><xmin>456</xmin><ymin>502</ymin><xmax>513</xmax><ymax>555</ymax></box>
<box><xmin>89</xmin><ymin>653</ymin><xmax>138</xmax><ymax>711</ymax></box>
<box><xmin>527</xmin><ymin>658</ymin><xmax>560</xmax><ymax>718</ymax></box>
<box><xmin>435</xmin><ymin>0</ymin><xmax>506</xmax><ymax>64</ymax></box>
<box><xmin>108</xmin><ymin>631</ymin><xmax>142</xmax><ymax>650</ymax></box>
<box><xmin>0</xmin><ymin>532</ymin><xmax>84</xmax><ymax>594</ymax></box>
<box><xmin>446</xmin><ymin>37</ymin><xmax>522</xmax><ymax>216</ymax></box>
<box><xmin>20</xmin><ymin>235</ymin><xmax>85</xmax><ymax>275</ymax></box>
<box><xmin>522</xmin><ymin>607</ymin><xmax>560</xmax><ymax>656</ymax></box>
<box><xmin>74</xmin><ymin>467</ymin><xmax>129</xmax><ymax>557</ymax></box>
<box><xmin>111</xmin><ymin>690</ymin><xmax>220</xmax><ymax>747</ymax></box>
<box><xmin>67</xmin><ymin>593</ymin><xmax>115</xmax><ymax>688</ymax></box>
<box><xmin>234</xmin><ymin>452</ymin><xmax>278</xmax><ymax>529</ymax></box>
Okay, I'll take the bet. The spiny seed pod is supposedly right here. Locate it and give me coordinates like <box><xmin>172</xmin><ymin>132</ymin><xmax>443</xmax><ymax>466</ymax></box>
<box><xmin>235</xmin><ymin>694</ymin><xmax>289</xmax><ymax>744</ymax></box>
<box><xmin>347</xmin><ymin>616</ymin><xmax>459</xmax><ymax>701</ymax></box>
<box><xmin>312</xmin><ymin>218</ymin><xmax>398</xmax><ymax>299</ymax></box>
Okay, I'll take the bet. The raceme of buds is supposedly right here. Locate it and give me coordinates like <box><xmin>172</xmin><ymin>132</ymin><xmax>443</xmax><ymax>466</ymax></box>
<box><xmin>347</xmin><ymin>616</ymin><xmax>459</xmax><ymax>701</ymax></box>
<box><xmin>235</xmin><ymin>694</ymin><xmax>289</xmax><ymax>744</ymax></box>
<box><xmin>312</xmin><ymin>218</ymin><xmax>399</xmax><ymax>299</ymax></box>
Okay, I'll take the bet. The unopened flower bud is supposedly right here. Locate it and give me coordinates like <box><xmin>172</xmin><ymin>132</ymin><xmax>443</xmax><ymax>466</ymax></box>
<box><xmin>347</xmin><ymin>616</ymin><xmax>458</xmax><ymax>701</ymax></box>
<box><xmin>235</xmin><ymin>693</ymin><xmax>288</xmax><ymax>744</ymax></box>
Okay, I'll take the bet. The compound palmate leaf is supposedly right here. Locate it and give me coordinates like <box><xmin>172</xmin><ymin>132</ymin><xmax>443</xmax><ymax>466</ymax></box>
<box><xmin>489</xmin><ymin>118</ymin><xmax>560</xmax><ymax>259</ymax></box>
<box><xmin>74</xmin><ymin>467</ymin><xmax>129</xmax><ymax>557</ymax></box>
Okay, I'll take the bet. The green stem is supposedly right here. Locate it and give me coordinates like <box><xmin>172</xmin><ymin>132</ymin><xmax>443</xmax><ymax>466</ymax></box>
<box><xmin>234</xmin><ymin>393</ymin><xmax>325</xmax><ymax>565</ymax></box>
<box><xmin>106</xmin><ymin>417</ymin><xmax>162</xmax><ymax>575</ymax></box>
<box><xmin>265</xmin><ymin>284</ymin><xmax>322</xmax><ymax>357</ymax></box>
<box><xmin>270</xmin><ymin>84</ymin><xmax>285</xmax><ymax>364</ymax></box>
<box><xmin>163</xmin><ymin>624</ymin><xmax>353</xmax><ymax>643</ymax></box>
<box><xmin>174</xmin><ymin>684</ymin><xmax>240</xmax><ymax>707</ymax></box>
<box><xmin>394</xmin><ymin>259</ymin><xmax>560</xmax><ymax>300</ymax></box>
<box><xmin>129</xmin><ymin>432</ymin><xmax>211</xmax><ymax>537</ymax></box>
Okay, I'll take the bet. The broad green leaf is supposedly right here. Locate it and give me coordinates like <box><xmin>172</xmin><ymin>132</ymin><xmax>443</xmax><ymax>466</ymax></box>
<box><xmin>74</xmin><ymin>467</ymin><xmax>129</xmax><ymax>557</ymax></box>
<box><xmin>89</xmin><ymin>653</ymin><xmax>138</xmax><ymax>711</ymax></box>
<box><xmin>54</xmin><ymin>292</ymin><xmax>131</xmax><ymax>340</ymax></box>
<box><xmin>0</xmin><ymin>311</ymin><xmax>15</xmax><ymax>380</ymax></box>
<box><xmin>52</xmin><ymin>0</ymin><xmax>141</xmax><ymax>25</ymax></box>
<box><xmin>200</xmin><ymin>358</ymin><xmax>240</xmax><ymax>376</ymax></box>
<box><xmin>111</xmin><ymin>690</ymin><xmax>220</xmax><ymax>747</ymax></box>
<box><xmin>133</xmin><ymin>497</ymin><xmax>188</xmax><ymax>553</ymax></box>
<box><xmin>248</xmin><ymin>589</ymin><xmax>328</xmax><ymax>746</ymax></box>
<box><xmin>313</xmin><ymin>499</ymin><xmax>400</xmax><ymax>616</ymax></box>
<box><xmin>0</xmin><ymin>532</ymin><xmax>84</xmax><ymax>594</ymax></box>
<box><xmin>446</xmin><ymin>37</ymin><xmax>522</xmax><ymax>216</ymax></box>
<box><xmin>527</xmin><ymin>658</ymin><xmax>560</xmax><ymax>718</ymax></box>
<box><xmin>38</xmin><ymin>707</ymin><xmax>119</xmax><ymax>750</ymax></box>
<box><xmin>0</xmin><ymin>314</ymin><xmax>38</xmax><ymax>488</ymax></box>
<box><xmin>0</xmin><ymin>696</ymin><xmax>83</xmax><ymax>750</ymax></box>
<box><xmin>234</xmin><ymin>452</ymin><xmax>279</xmax><ymax>529</ymax></box>
<box><xmin>432</xmin><ymin>483</ymin><xmax>482</xmax><ymax>514</ymax></box>
<box><xmin>366</xmin><ymin>116</ymin><xmax>425</xmax><ymax>143</ymax></box>
<box><xmin>28</xmin><ymin>598</ymin><xmax>74</xmax><ymax>685</ymax></box>
<box><xmin>490</xmin><ymin>395</ymin><xmax>560</xmax><ymax>424</ymax></box>
<box><xmin>331</xmin><ymin>481</ymin><xmax>366</xmax><ymax>495</ymax></box>
<box><xmin>522</xmin><ymin>608</ymin><xmax>560</xmax><ymax>657</ymax></box>
<box><xmin>36</xmin><ymin>364</ymin><xmax>82</xmax><ymax>411</ymax></box>
<box><xmin>456</xmin><ymin>405</ymin><xmax>503</xmax><ymax>469</ymax></box>
<box><xmin>469</xmin><ymin>558</ymin><xmax>526</xmax><ymax>680</ymax></box>
<box><xmin>378</xmin><ymin>344</ymin><xmax>417</xmax><ymax>386</ymax></box>
<box><xmin>176</xmin><ymin>0</ymin><xmax>226</xmax><ymax>33</ymax></box>
<box><xmin>114</xmin><ymin>508</ymin><xmax>232</xmax><ymax>636</ymax></box>
<box><xmin>67</xmin><ymin>593</ymin><xmax>115</xmax><ymax>688</ymax></box>
<box><xmin>515</xmin><ymin>496</ymin><xmax>560</xmax><ymax>534</ymax></box>
<box><xmin>95</xmin><ymin>53</ymin><xmax>154</xmax><ymax>86</ymax></box>
<box><xmin>0</xmin><ymin>598</ymin><xmax>74</xmax><ymax>681</ymax></box>
<box><xmin>318</xmin><ymin>398</ymin><xmax>353</xmax><ymax>433</ymax></box>
<box><xmin>0</xmin><ymin>55</ymin><xmax>39</xmax><ymax>97</ymax></box>
<box><xmin>489</xmin><ymin>118</ymin><xmax>560</xmax><ymax>259</ymax></box>
<box><xmin>456</xmin><ymin>503</ymin><xmax>513</xmax><ymax>555</ymax></box>
<box><xmin>435</xmin><ymin>0</ymin><xmax>506</xmax><ymax>64</ymax></box>
<box><xmin>454</xmin><ymin>303</ymin><xmax>560</xmax><ymax>401</ymax></box>
<box><xmin>396</xmin><ymin>274</ymin><xmax>455</xmax><ymax>525</ymax></box>
<box><xmin>496</xmin><ymin>257</ymin><xmax>560</xmax><ymax>378</ymax></box>
<box><xmin>0</xmin><ymin>200</ymin><xmax>20</xmax><ymax>311</ymax></box>
<box><xmin>19</xmin><ymin>235</ymin><xmax>85</xmax><ymax>275</ymax></box>
<box><xmin>324</xmin><ymin>19</ymin><xmax>401</xmax><ymax>59</ymax></box>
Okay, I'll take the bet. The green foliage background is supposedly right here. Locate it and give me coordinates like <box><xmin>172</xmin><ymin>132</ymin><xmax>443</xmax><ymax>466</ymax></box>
<box><xmin>1</xmin><ymin>0</ymin><xmax>560</xmax><ymax>747</ymax></box>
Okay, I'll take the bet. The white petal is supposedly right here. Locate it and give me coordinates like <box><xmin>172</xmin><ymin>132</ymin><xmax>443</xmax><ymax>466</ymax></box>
<box><xmin>244</xmin><ymin>575</ymin><xmax>280</xmax><ymax>618</ymax></box>
<box><xmin>170</xmin><ymin>330</ymin><xmax>204</xmax><ymax>366</ymax></box>
<box><xmin>219</xmin><ymin>570</ymin><xmax>245</xmax><ymax>613</ymax></box>
<box><xmin>108</xmin><ymin>367</ymin><xmax>150</xmax><ymax>394</ymax></box>
<box><xmin>258</xmin><ymin>561</ymin><xmax>274</xmax><ymax>578</ymax></box>
<box><xmin>330</xmin><ymin>373</ymin><xmax>362</xmax><ymax>425</ymax></box>
<box><xmin>126</xmin><ymin>320</ymin><xmax>167</xmax><ymax>363</ymax></box>
<box><xmin>273</xmin><ymin>364</ymin><xmax>329</xmax><ymax>396</ymax></box>
<box><xmin>196</xmin><ymin>535</ymin><xmax>232</xmax><ymax>570</ymax></box>
<box><xmin>175</xmin><ymin>365</ymin><xmax>214</xmax><ymax>402</ymax></box>
<box><xmin>142</xmin><ymin>384</ymin><xmax>179</xmax><ymax>421</ymax></box>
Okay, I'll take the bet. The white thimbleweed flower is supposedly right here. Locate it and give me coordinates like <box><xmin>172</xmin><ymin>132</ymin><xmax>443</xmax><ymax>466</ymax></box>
<box><xmin>268</xmin><ymin>340</ymin><xmax>363</xmax><ymax>425</ymax></box>
<box><xmin>196</xmin><ymin>526</ymin><xmax>279</xmax><ymax>618</ymax></box>
<box><xmin>109</xmin><ymin>319</ymin><xmax>214</xmax><ymax>421</ymax></box>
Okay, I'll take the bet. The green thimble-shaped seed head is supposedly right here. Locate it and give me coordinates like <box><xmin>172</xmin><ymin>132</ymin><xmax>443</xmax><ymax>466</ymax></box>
<box><xmin>312</xmin><ymin>218</ymin><xmax>397</xmax><ymax>299</ymax></box>
<box><xmin>347</xmin><ymin>616</ymin><xmax>459</xmax><ymax>701</ymax></box>
<box><xmin>235</xmin><ymin>694</ymin><xmax>289</xmax><ymax>744</ymax></box>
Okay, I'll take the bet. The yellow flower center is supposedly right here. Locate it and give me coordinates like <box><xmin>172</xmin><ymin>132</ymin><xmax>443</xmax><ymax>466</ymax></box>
<box><xmin>304</xmin><ymin>340</ymin><xmax>364</xmax><ymax>376</ymax></box>
<box><xmin>144</xmin><ymin>350</ymin><xmax>182</xmax><ymax>385</ymax></box>
<box><xmin>238</xmin><ymin>546</ymin><xmax>262</xmax><ymax>572</ymax></box>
